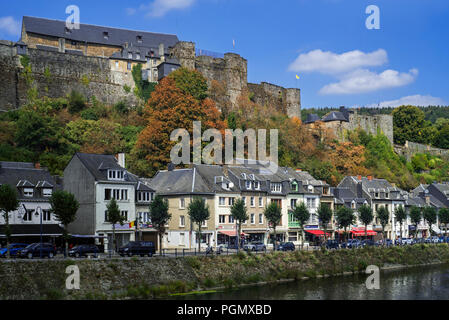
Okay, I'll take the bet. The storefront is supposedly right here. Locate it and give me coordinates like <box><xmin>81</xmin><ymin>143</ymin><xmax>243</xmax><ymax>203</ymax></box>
<box><xmin>244</xmin><ymin>230</ymin><xmax>267</xmax><ymax>244</ymax></box>
<box><xmin>217</xmin><ymin>230</ymin><xmax>247</xmax><ymax>246</ymax></box>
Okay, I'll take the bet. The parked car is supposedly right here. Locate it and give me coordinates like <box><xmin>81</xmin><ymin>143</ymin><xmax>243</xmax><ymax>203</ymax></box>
<box><xmin>118</xmin><ymin>241</ymin><xmax>156</xmax><ymax>257</ymax></box>
<box><xmin>325</xmin><ymin>240</ymin><xmax>340</xmax><ymax>249</ymax></box>
<box><xmin>68</xmin><ymin>245</ymin><xmax>99</xmax><ymax>258</ymax></box>
<box><xmin>0</xmin><ymin>243</ymin><xmax>28</xmax><ymax>258</ymax></box>
<box><xmin>18</xmin><ymin>243</ymin><xmax>56</xmax><ymax>259</ymax></box>
<box><xmin>341</xmin><ymin>239</ymin><xmax>361</xmax><ymax>249</ymax></box>
<box><xmin>375</xmin><ymin>239</ymin><xmax>393</xmax><ymax>247</ymax></box>
<box><xmin>361</xmin><ymin>239</ymin><xmax>375</xmax><ymax>247</ymax></box>
<box><xmin>431</xmin><ymin>236</ymin><xmax>440</xmax><ymax>244</ymax></box>
<box><xmin>277</xmin><ymin>242</ymin><xmax>295</xmax><ymax>251</ymax></box>
<box><xmin>243</xmin><ymin>242</ymin><xmax>266</xmax><ymax>252</ymax></box>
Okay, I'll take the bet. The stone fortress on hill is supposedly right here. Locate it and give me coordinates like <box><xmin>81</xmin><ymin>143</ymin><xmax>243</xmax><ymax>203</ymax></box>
<box><xmin>0</xmin><ymin>16</ymin><xmax>393</xmax><ymax>143</ymax></box>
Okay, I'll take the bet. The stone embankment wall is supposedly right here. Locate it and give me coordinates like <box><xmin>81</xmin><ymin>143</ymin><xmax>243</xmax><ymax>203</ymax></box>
<box><xmin>1</xmin><ymin>244</ymin><xmax>448</xmax><ymax>300</ymax></box>
<box><xmin>0</xmin><ymin>41</ymin><xmax>137</xmax><ymax>111</ymax></box>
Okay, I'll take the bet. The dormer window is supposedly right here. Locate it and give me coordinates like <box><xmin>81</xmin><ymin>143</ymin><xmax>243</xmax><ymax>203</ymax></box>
<box><xmin>24</xmin><ymin>188</ymin><xmax>34</xmax><ymax>197</ymax></box>
<box><xmin>254</xmin><ymin>181</ymin><xmax>260</xmax><ymax>190</ymax></box>
<box><xmin>137</xmin><ymin>35</ymin><xmax>143</xmax><ymax>43</ymax></box>
<box><xmin>103</xmin><ymin>31</ymin><xmax>109</xmax><ymax>40</ymax></box>
<box><xmin>291</xmin><ymin>181</ymin><xmax>299</xmax><ymax>192</ymax></box>
<box><xmin>136</xmin><ymin>53</ymin><xmax>141</xmax><ymax>60</ymax></box>
<box><xmin>246</xmin><ymin>181</ymin><xmax>252</xmax><ymax>189</ymax></box>
<box><xmin>270</xmin><ymin>183</ymin><xmax>282</xmax><ymax>193</ymax></box>
<box><xmin>128</xmin><ymin>52</ymin><xmax>133</xmax><ymax>59</ymax></box>
<box><xmin>138</xmin><ymin>192</ymin><xmax>151</xmax><ymax>202</ymax></box>
<box><xmin>249</xmin><ymin>174</ymin><xmax>255</xmax><ymax>180</ymax></box>
<box><xmin>108</xmin><ymin>170</ymin><xmax>124</xmax><ymax>181</ymax></box>
<box><xmin>43</xmin><ymin>189</ymin><xmax>52</xmax><ymax>197</ymax></box>
<box><xmin>241</xmin><ymin>173</ymin><xmax>247</xmax><ymax>180</ymax></box>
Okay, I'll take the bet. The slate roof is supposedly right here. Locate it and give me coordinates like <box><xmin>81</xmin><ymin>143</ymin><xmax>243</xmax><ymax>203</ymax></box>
<box><xmin>74</xmin><ymin>153</ymin><xmax>137</xmax><ymax>183</ymax></box>
<box><xmin>411</xmin><ymin>184</ymin><xmax>429</xmax><ymax>197</ymax></box>
<box><xmin>304</xmin><ymin>113</ymin><xmax>320</xmax><ymax>124</ymax></box>
<box><xmin>0</xmin><ymin>162</ymin><xmax>60</xmax><ymax>201</ymax></box>
<box><xmin>23</xmin><ymin>16</ymin><xmax>179</xmax><ymax>50</ymax></box>
<box><xmin>322</xmin><ymin>111</ymin><xmax>348</xmax><ymax>122</ymax></box>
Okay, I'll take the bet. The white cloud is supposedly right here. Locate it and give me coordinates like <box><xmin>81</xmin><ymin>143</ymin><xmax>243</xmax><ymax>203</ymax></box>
<box><xmin>319</xmin><ymin>68</ymin><xmax>418</xmax><ymax>95</ymax></box>
<box><xmin>288</xmin><ymin>49</ymin><xmax>388</xmax><ymax>74</ymax></box>
<box><xmin>0</xmin><ymin>16</ymin><xmax>21</xmax><ymax>36</ymax></box>
<box><xmin>137</xmin><ymin>0</ymin><xmax>196</xmax><ymax>17</ymax></box>
<box><xmin>362</xmin><ymin>95</ymin><xmax>447</xmax><ymax>108</ymax></box>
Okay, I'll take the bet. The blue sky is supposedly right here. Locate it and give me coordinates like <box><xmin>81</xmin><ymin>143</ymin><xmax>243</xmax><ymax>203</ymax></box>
<box><xmin>1</xmin><ymin>0</ymin><xmax>448</xmax><ymax>109</ymax></box>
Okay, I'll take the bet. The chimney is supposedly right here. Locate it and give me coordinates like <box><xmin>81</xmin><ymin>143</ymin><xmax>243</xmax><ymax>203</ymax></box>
<box><xmin>159</xmin><ymin>43</ymin><xmax>165</xmax><ymax>57</ymax></box>
<box><xmin>223</xmin><ymin>165</ymin><xmax>229</xmax><ymax>177</ymax></box>
<box><xmin>296</xmin><ymin>169</ymin><xmax>302</xmax><ymax>172</ymax></box>
<box><xmin>34</xmin><ymin>162</ymin><xmax>41</xmax><ymax>169</ymax></box>
<box><xmin>116</xmin><ymin>153</ymin><xmax>126</xmax><ymax>168</ymax></box>
<box><xmin>357</xmin><ymin>182</ymin><xmax>363</xmax><ymax>198</ymax></box>
<box><xmin>425</xmin><ymin>196</ymin><xmax>430</xmax><ymax>205</ymax></box>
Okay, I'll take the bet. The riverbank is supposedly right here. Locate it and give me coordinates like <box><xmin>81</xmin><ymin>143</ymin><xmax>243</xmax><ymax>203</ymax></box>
<box><xmin>2</xmin><ymin>244</ymin><xmax>449</xmax><ymax>300</ymax></box>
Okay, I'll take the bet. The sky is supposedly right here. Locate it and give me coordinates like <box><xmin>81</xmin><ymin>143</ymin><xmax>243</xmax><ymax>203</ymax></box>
<box><xmin>1</xmin><ymin>0</ymin><xmax>448</xmax><ymax>109</ymax></box>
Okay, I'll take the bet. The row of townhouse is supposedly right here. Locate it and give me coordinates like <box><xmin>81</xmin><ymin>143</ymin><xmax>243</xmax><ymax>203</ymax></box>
<box><xmin>2</xmin><ymin>153</ymin><xmax>449</xmax><ymax>251</ymax></box>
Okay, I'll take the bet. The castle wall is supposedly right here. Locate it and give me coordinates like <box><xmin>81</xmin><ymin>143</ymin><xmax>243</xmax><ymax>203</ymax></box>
<box><xmin>172</xmin><ymin>41</ymin><xmax>300</xmax><ymax>117</ymax></box>
<box><xmin>345</xmin><ymin>113</ymin><xmax>394</xmax><ymax>144</ymax></box>
<box><xmin>394</xmin><ymin>141</ymin><xmax>449</xmax><ymax>161</ymax></box>
<box><xmin>0</xmin><ymin>42</ymin><xmax>137</xmax><ymax>111</ymax></box>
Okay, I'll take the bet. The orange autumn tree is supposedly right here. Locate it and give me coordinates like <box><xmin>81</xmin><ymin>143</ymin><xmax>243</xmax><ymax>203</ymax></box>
<box><xmin>327</xmin><ymin>141</ymin><xmax>370</xmax><ymax>177</ymax></box>
<box><xmin>130</xmin><ymin>72</ymin><xmax>226</xmax><ymax>177</ymax></box>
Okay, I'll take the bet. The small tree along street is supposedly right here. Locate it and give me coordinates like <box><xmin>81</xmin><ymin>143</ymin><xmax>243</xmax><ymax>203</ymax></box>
<box><xmin>149</xmin><ymin>195</ymin><xmax>171</xmax><ymax>255</ymax></box>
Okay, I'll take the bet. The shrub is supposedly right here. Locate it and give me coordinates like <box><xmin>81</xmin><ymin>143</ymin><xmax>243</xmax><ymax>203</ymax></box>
<box><xmin>114</xmin><ymin>101</ymin><xmax>129</xmax><ymax>114</ymax></box>
<box><xmin>68</xmin><ymin>90</ymin><xmax>86</xmax><ymax>114</ymax></box>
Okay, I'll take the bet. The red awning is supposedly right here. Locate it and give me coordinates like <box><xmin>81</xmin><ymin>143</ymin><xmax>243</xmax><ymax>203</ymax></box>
<box><xmin>305</xmin><ymin>230</ymin><xmax>330</xmax><ymax>236</ymax></box>
<box><xmin>218</xmin><ymin>230</ymin><xmax>247</xmax><ymax>237</ymax></box>
<box><xmin>350</xmin><ymin>228</ymin><xmax>377</xmax><ymax>236</ymax></box>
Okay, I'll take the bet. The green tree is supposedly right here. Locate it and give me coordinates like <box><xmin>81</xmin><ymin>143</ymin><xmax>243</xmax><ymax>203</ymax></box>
<box><xmin>394</xmin><ymin>205</ymin><xmax>407</xmax><ymax>240</ymax></box>
<box><xmin>423</xmin><ymin>207</ymin><xmax>437</xmax><ymax>238</ymax></box>
<box><xmin>230</xmin><ymin>198</ymin><xmax>248</xmax><ymax>251</ymax></box>
<box><xmin>168</xmin><ymin>67</ymin><xmax>209</xmax><ymax>101</ymax></box>
<box><xmin>433</xmin><ymin>124</ymin><xmax>449</xmax><ymax>149</ymax></box>
<box><xmin>409</xmin><ymin>206</ymin><xmax>422</xmax><ymax>238</ymax></box>
<box><xmin>317</xmin><ymin>204</ymin><xmax>333</xmax><ymax>245</ymax></box>
<box><xmin>131</xmin><ymin>64</ymin><xmax>157</xmax><ymax>101</ymax></box>
<box><xmin>187</xmin><ymin>197</ymin><xmax>210</xmax><ymax>253</ymax></box>
<box><xmin>392</xmin><ymin>105</ymin><xmax>426</xmax><ymax>145</ymax></box>
<box><xmin>49</xmin><ymin>190</ymin><xmax>79</xmax><ymax>258</ymax></box>
<box><xmin>149</xmin><ymin>195</ymin><xmax>171</xmax><ymax>255</ymax></box>
<box><xmin>376</xmin><ymin>206</ymin><xmax>390</xmax><ymax>245</ymax></box>
<box><xmin>438</xmin><ymin>208</ymin><xmax>449</xmax><ymax>237</ymax></box>
<box><xmin>264</xmin><ymin>201</ymin><xmax>282</xmax><ymax>251</ymax></box>
<box><xmin>335</xmin><ymin>206</ymin><xmax>355</xmax><ymax>243</ymax></box>
<box><xmin>106</xmin><ymin>198</ymin><xmax>125</xmax><ymax>254</ymax></box>
<box><xmin>0</xmin><ymin>184</ymin><xmax>19</xmax><ymax>258</ymax></box>
<box><xmin>358</xmin><ymin>204</ymin><xmax>373</xmax><ymax>238</ymax></box>
<box><xmin>292</xmin><ymin>202</ymin><xmax>310</xmax><ymax>249</ymax></box>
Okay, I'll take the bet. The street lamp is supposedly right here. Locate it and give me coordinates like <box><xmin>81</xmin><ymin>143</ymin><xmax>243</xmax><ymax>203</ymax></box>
<box><xmin>35</xmin><ymin>206</ymin><xmax>43</xmax><ymax>259</ymax></box>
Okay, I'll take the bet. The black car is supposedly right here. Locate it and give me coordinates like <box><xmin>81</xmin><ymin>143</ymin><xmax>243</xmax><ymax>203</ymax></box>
<box><xmin>18</xmin><ymin>243</ymin><xmax>56</xmax><ymax>259</ymax></box>
<box><xmin>277</xmin><ymin>242</ymin><xmax>295</xmax><ymax>251</ymax></box>
<box><xmin>69</xmin><ymin>245</ymin><xmax>99</xmax><ymax>258</ymax></box>
<box><xmin>118</xmin><ymin>241</ymin><xmax>156</xmax><ymax>257</ymax></box>
<box><xmin>325</xmin><ymin>240</ymin><xmax>339</xmax><ymax>249</ymax></box>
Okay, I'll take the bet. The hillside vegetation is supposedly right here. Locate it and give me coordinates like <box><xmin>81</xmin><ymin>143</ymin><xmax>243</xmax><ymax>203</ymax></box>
<box><xmin>1</xmin><ymin>67</ymin><xmax>448</xmax><ymax>190</ymax></box>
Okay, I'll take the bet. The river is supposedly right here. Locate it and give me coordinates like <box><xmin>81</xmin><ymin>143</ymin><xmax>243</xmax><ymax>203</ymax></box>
<box><xmin>174</xmin><ymin>264</ymin><xmax>449</xmax><ymax>300</ymax></box>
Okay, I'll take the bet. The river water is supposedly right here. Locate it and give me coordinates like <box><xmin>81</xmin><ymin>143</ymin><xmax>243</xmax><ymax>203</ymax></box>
<box><xmin>175</xmin><ymin>264</ymin><xmax>449</xmax><ymax>300</ymax></box>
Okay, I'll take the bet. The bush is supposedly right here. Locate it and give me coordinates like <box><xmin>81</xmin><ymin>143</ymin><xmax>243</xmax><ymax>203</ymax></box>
<box><xmin>114</xmin><ymin>101</ymin><xmax>129</xmax><ymax>114</ymax></box>
<box><xmin>68</xmin><ymin>91</ymin><xmax>86</xmax><ymax>114</ymax></box>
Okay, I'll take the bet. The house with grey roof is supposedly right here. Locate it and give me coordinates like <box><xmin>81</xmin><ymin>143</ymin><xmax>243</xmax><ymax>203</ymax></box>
<box><xmin>63</xmin><ymin>153</ymin><xmax>155</xmax><ymax>252</ymax></box>
<box><xmin>338</xmin><ymin>175</ymin><xmax>407</xmax><ymax>239</ymax></box>
<box><xmin>0</xmin><ymin>161</ymin><xmax>64</xmax><ymax>245</ymax></box>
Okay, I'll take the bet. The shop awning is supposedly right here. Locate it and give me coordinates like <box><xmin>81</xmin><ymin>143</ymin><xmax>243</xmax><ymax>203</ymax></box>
<box><xmin>350</xmin><ymin>228</ymin><xmax>377</xmax><ymax>236</ymax></box>
<box><xmin>218</xmin><ymin>230</ymin><xmax>247</xmax><ymax>237</ymax></box>
<box><xmin>305</xmin><ymin>230</ymin><xmax>330</xmax><ymax>236</ymax></box>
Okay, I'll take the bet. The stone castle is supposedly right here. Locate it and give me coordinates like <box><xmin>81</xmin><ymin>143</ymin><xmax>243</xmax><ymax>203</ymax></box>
<box><xmin>0</xmin><ymin>16</ymin><xmax>301</xmax><ymax>118</ymax></box>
